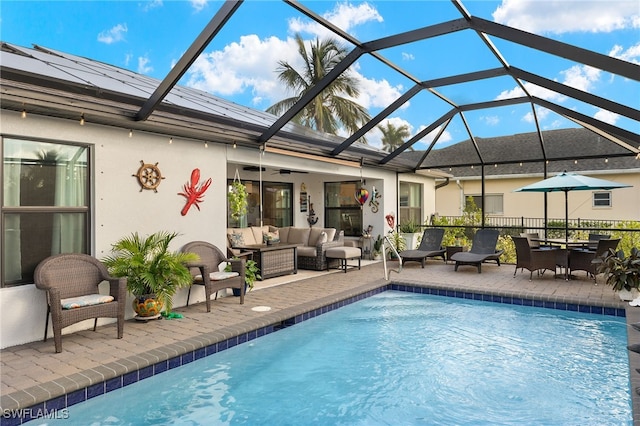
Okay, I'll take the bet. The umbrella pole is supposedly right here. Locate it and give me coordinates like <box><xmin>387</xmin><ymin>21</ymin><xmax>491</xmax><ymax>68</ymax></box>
<box><xmin>564</xmin><ymin>190</ymin><xmax>569</xmax><ymax>242</ymax></box>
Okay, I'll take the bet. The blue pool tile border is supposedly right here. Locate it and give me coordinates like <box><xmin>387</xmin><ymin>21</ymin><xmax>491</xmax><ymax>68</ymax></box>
<box><xmin>390</xmin><ymin>283</ymin><xmax>626</xmax><ymax>317</ymax></box>
<box><xmin>12</xmin><ymin>283</ymin><xmax>623</xmax><ymax>424</ymax></box>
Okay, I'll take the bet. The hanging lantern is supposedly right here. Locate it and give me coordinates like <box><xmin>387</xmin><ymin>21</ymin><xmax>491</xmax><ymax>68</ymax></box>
<box><xmin>355</xmin><ymin>188</ymin><xmax>369</xmax><ymax>206</ymax></box>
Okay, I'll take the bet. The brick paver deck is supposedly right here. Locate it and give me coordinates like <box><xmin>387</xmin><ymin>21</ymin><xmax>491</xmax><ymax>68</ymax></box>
<box><xmin>1</xmin><ymin>260</ymin><xmax>638</xmax><ymax>424</ymax></box>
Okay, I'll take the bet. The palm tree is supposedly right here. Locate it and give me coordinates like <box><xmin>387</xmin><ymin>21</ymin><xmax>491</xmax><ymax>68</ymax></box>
<box><xmin>267</xmin><ymin>34</ymin><xmax>371</xmax><ymax>140</ymax></box>
<box><xmin>378</xmin><ymin>121</ymin><xmax>411</xmax><ymax>152</ymax></box>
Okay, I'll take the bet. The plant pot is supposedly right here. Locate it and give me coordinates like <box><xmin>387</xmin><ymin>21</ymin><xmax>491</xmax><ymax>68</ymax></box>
<box><xmin>400</xmin><ymin>232</ymin><xmax>421</xmax><ymax>250</ymax></box>
<box><xmin>132</xmin><ymin>294</ymin><xmax>163</xmax><ymax>319</ymax></box>
<box><xmin>232</xmin><ymin>284</ymin><xmax>249</xmax><ymax>297</ymax></box>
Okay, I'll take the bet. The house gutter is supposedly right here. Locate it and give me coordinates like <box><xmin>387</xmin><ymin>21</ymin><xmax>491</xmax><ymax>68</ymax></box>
<box><xmin>456</xmin><ymin>179</ymin><xmax>464</xmax><ymax>215</ymax></box>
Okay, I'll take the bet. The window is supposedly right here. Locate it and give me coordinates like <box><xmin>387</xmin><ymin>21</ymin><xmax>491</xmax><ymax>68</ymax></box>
<box><xmin>2</xmin><ymin>138</ymin><xmax>90</xmax><ymax>286</ymax></box>
<box><xmin>467</xmin><ymin>194</ymin><xmax>504</xmax><ymax>215</ymax></box>
<box><xmin>227</xmin><ymin>180</ymin><xmax>292</xmax><ymax>227</ymax></box>
<box><xmin>399</xmin><ymin>182</ymin><xmax>422</xmax><ymax>225</ymax></box>
<box><xmin>593</xmin><ymin>191</ymin><xmax>611</xmax><ymax>207</ymax></box>
<box><xmin>324</xmin><ymin>181</ymin><xmax>362</xmax><ymax>237</ymax></box>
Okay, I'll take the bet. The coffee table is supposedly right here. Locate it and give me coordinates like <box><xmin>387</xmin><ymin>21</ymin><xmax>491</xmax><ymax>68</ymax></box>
<box><xmin>235</xmin><ymin>243</ymin><xmax>298</xmax><ymax>280</ymax></box>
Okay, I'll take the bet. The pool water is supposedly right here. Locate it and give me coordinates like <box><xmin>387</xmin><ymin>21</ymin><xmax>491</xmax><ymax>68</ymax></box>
<box><xmin>36</xmin><ymin>291</ymin><xmax>631</xmax><ymax>425</ymax></box>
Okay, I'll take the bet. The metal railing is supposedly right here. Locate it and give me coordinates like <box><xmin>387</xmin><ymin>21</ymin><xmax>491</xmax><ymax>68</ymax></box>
<box><xmin>432</xmin><ymin>216</ymin><xmax>638</xmax><ymax>238</ymax></box>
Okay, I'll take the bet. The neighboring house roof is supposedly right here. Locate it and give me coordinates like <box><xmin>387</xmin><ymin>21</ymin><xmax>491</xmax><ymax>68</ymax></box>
<box><xmin>399</xmin><ymin>128</ymin><xmax>640</xmax><ymax>178</ymax></box>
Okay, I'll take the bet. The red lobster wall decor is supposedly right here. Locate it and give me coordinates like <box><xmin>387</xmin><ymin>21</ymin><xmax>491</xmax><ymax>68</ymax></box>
<box><xmin>178</xmin><ymin>168</ymin><xmax>212</xmax><ymax>216</ymax></box>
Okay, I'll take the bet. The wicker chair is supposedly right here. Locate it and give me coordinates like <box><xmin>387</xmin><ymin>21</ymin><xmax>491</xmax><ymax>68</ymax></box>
<box><xmin>34</xmin><ymin>254</ymin><xmax>126</xmax><ymax>353</ymax></box>
<box><xmin>399</xmin><ymin>228</ymin><xmax>446</xmax><ymax>268</ymax></box>
<box><xmin>587</xmin><ymin>233</ymin><xmax>610</xmax><ymax>250</ymax></box>
<box><xmin>182</xmin><ymin>241</ymin><xmax>246</xmax><ymax>312</ymax></box>
<box><xmin>512</xmin><ymin>236</ymin><xmax>558</xmax><ymax>280</ymax></box>
<box><xmin>569</xmin><ymin>238</ymin><xmax>620</xmax><ymax>282</ymax></box>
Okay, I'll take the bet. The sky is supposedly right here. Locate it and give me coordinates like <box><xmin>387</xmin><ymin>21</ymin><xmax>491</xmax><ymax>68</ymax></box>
<box><xmin>1</xmin><ymin>0</ymin><xmax>639</xmax><ymax>150</ymax></box>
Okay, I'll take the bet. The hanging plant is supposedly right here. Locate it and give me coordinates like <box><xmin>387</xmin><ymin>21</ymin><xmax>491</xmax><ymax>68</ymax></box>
<box><xmin>228</xmin><ymin>179</ymin><xmax>248</xmax><ymax>220</ymax></box>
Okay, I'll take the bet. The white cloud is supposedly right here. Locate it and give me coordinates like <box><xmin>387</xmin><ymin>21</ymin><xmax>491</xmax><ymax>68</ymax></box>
<box><xmin>402</xmin><ymin>52</ymin><xmax>415</xmax><ymax>61</ymax></box>
<box><xmin>492</xmin><ymin>0</ymin><xmax>640</xmax><ymax>34</ymax></box>
<box><xmin>350</xmin><ymin>70</ymin><xmax>404</xmax><ymax>110</ymax></box>
<box><xmin>187</xmin><ymin>35</ymin><xmax>299</xmax><ymax>100</ymax></box>
<box><xmin>609</xmin><ymin>43</ymin><xmax>640</xmax><ymax>65</ymax></box>
<box><xmin>496</xmin><ymin>81</ymin><xmax>564</xmax><ymax>103</ymax></box>
<box><xmin>288</xmin><ymin>2</ymin><xmax>382</xmax><ymax>39</ymax></box>
<box><xmin>142</xmin><ymin>0</ymin><xmax>163</xmax><ymax>12</ymax></box>
<box><xmin>191</xmin><ymin>0</ymin><xmax>207</xmax><ymax>12</ymax></box>
<box><xmin>97</xmin><ymin>23</ymin><xmax>127</xmax><ymax>44</ymax></box>
<box><xmin>594</xmin><ymin>109</ymin><xmax>619</xmax><ymax>125</ymax></box>
<box><xmin>137</xmin><ymin>56</ymin><xmax>153</xmax><ymax>75</ymax></box>
<box><xmin>560</xmin><ymin>65</ymin><xmax>601</xmax><ymax>92</ymax></box>
<box><xmin>481</xmin><ymin>115</ymin><xmax>500</xmax><ymax>126</ymax></box>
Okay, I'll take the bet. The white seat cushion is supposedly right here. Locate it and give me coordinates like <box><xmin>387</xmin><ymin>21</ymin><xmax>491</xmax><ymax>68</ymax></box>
<box><xmin>61</xmin><ymin>294</ymin><xmax>114</xmax><ymax>310</ymax></box>
<box><xmin>194</xmin><ymin>271</ymin><xmax>239</xmax><ymax>282</ymax></box>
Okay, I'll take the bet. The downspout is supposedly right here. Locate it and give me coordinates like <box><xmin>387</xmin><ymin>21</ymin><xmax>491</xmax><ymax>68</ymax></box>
<box><xmin>456</xmin><ymin>179</ymin><xmax>464</xmax><ymax>216</ymax></box>
<box><xmin>435</xmin><ymin>177</ymin><xmax>449</xmax><ymax>189</ymax></box>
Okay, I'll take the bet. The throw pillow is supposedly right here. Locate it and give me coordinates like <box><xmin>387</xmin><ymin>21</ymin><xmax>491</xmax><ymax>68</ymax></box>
<box><xmin>263</xmin><ymin>230</ymin><xmax>280</xmax><ymax>243</ymax></box>
<box><xmin>230</xmin><ymin>232</ymin><xmax>244</xmax><ymax>247</ymax></box>
<box><xmin>319</xmin><ymin>231</ymin><xmax>328</xmax><ymax>244</ymax></box>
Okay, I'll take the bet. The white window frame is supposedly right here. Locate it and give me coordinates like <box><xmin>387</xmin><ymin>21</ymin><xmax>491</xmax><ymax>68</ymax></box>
<box><xmin>593</xmin><ymin>191</ymin><xmax>612</xmax><ymax>208</ymax></box>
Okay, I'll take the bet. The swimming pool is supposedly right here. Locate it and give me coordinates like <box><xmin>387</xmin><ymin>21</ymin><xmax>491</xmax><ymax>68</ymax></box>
<box><xmin>34</xmin><ymin>291</ymin><xmax>631</xmax><ymax>425</ymax></box>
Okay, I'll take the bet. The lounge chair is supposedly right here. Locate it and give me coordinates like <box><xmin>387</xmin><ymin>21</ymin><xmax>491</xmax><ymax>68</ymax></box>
<box><xmin>450</xmin><ymin>229</ymin><xmax>504</xmax><ymax>273</ymax></box>
<box><xmin>399</xmin><ymin>228</ymin><xmax>446</xmax><ymax>268</ymax></box>
<box><xmin>512</xmin><ymin>236</ymin><xmax>558</xmax><ymax>280</ymax></box>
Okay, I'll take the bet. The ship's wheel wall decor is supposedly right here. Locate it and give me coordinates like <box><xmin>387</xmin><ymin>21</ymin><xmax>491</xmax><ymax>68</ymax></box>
<box><xmin>133</xmin><ymin>160</ymin><xmax>165</xmax><ymax>192</ymax></box>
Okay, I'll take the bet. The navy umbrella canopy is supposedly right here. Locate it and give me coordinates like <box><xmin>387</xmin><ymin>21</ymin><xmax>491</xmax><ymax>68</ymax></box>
<box><xmin>514</xmin><ymin>171</ymin><xmax>632</xmax><ymax>241</ymax></box>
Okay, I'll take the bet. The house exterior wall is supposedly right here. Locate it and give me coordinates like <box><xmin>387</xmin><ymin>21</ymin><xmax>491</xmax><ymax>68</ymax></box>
<box><xmin>435</xmin><ymin>172</ymin><xmax>640</xmax><ymax>221</ymax></box>
<box><xmin>1</xmin><ymin>111</ymin><xmax>435</xmax><ymax>348</ymax></box>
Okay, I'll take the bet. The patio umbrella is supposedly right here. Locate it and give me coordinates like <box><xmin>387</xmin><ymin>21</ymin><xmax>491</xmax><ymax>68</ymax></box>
<box><xmin>514</xmin><ymin>171</ymin><xmax>631</xmax><ymax>241</ymax></box>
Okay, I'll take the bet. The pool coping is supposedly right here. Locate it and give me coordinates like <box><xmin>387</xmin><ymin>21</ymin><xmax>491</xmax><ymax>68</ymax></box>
<box><xmin>1</xmin><ymin>279</ymin><xmax>634</xmax><ymax>424</ymax></box>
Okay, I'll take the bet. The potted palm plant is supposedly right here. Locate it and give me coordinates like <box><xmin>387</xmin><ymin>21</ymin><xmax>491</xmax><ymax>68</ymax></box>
<box><xmin>102</xmin><ymin>231</ymin><xmax>199</xmax><ymax>319</ymax></box>
<box><xmin>597</xmin><ymin>247</ymin><xmax>640</xmax><ymax>301</ymax></box>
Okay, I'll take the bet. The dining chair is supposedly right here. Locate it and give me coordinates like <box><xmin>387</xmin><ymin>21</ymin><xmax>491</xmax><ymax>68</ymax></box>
<box><xmin>570</xmin><ymin>238</ymin><xmax>620</xmax><ymax>282</ymax></box>
<box><xmin>512</xmin><ymin>236</ymin><xmax>558</xmax><ymax>280</ymax></box>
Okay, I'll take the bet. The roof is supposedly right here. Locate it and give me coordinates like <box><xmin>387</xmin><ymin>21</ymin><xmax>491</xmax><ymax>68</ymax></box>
<box><xmin>401</xmin><ymin>127</ymin><xmax>640</xmax><ymax>178</ymax></box>
<box><xmin>1</xmin><ymin>0</ymin><xmax>638</xmax><ymax>174</ymax></box>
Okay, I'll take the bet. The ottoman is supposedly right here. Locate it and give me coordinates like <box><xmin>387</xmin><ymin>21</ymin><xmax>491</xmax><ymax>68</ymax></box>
<box><xmin>325</xmin><ymin>246</ymin><xmax>362</xmax><ymax>273</ymax></box>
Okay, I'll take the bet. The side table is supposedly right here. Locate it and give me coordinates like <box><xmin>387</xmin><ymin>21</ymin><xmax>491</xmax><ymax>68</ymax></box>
<box><xmin>446</xmin><ymin>246</ymin><xmax>468</xmax><ymax>263</ymax></box>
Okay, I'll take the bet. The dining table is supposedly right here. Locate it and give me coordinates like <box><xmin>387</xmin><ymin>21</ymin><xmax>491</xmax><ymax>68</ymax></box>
<box><xmin>530</xmin><ymin>238</ymin><xmax>591</xmax><ymax>280</ymax></box>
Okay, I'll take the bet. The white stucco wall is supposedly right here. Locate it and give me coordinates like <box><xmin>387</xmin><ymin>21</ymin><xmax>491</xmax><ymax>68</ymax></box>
<box><xmin>1</xmin><ymin>111</ymin><xmax>436</xmax><ymax>349</ymax></box>
<box><xmin>1</xmin><ymin>112</ymin><xmax>229</xmax><ymax>348</ymax></box>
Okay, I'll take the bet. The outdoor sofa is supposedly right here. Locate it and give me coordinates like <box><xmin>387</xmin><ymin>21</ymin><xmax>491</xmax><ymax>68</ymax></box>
<box><xmin>227</xmin><ymin>225</ymin><xmax>344</xmax><ymax>271</ymax></box>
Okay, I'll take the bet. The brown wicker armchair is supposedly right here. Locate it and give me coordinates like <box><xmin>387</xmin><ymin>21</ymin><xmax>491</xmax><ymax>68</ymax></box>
<box><xmin>34</xmin><ymin>254</ymin><xmax>126</xmax><ymax>353</ymax></box>
<box><xmin>512</xmin><ymin>236</ymin><xmax>558</xmax><ymax>281</ymax></box>
<box><xmin>570</xmin><ymin>238</ymin><xmax>620</xmax><ymax>282</ymax></box>
<box><xmin>182</xmin><ymin>241</ymin><xmax>246</xmax><ymax>312</ymax></box>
